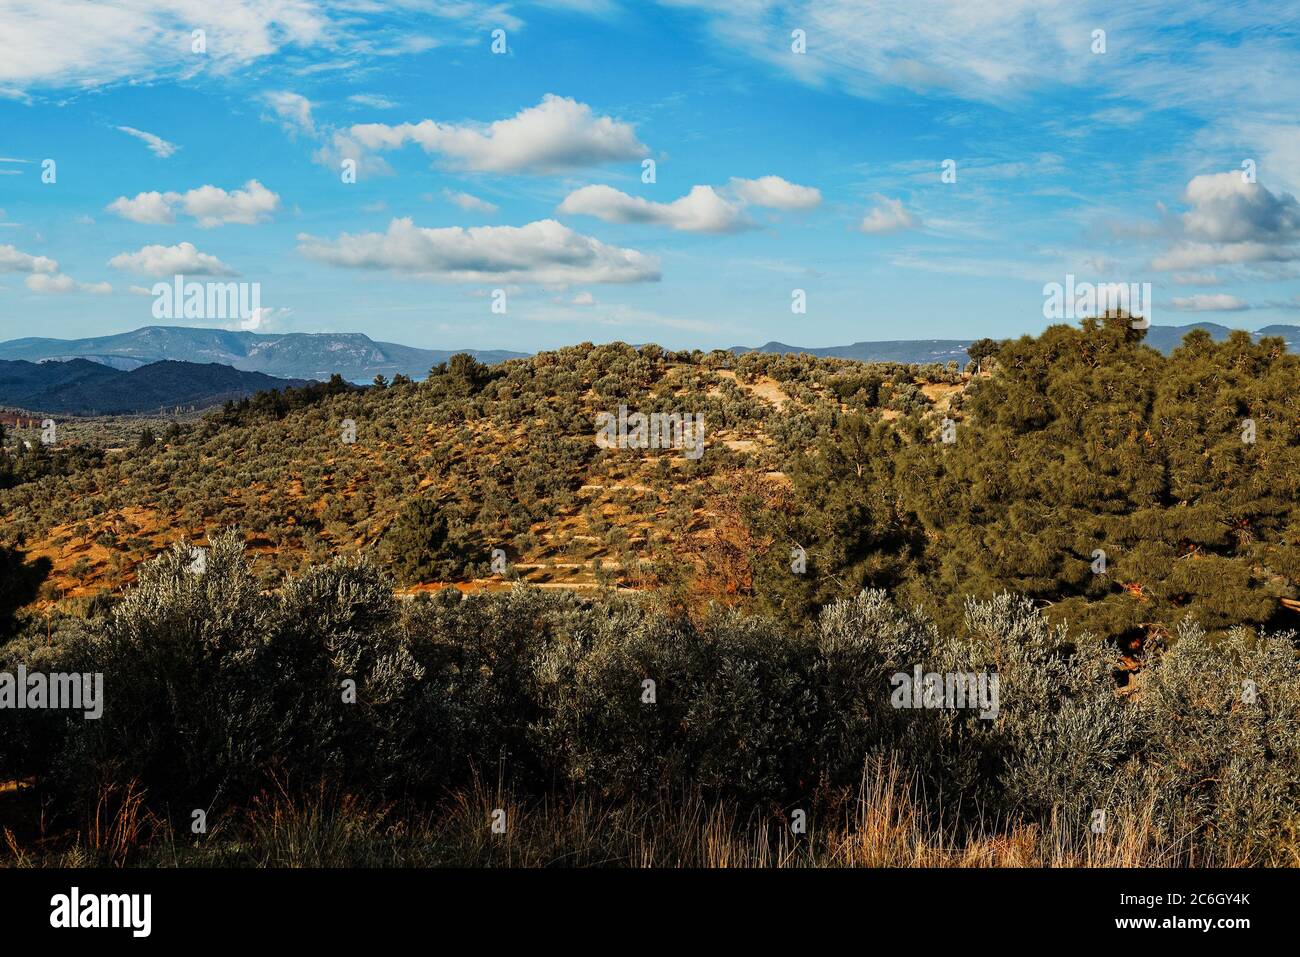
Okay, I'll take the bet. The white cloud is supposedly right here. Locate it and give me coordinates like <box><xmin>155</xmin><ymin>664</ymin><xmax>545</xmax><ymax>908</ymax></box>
<box><xmin>1179</xmin><ymin>171</ymin><xmax>1300</xmax><ymax>244</ymax></box>
<box><xmin>663</xmin><ymin>2</ymin><xmax>1299</xmax><ymax>117</ymax></box>
<box><xmin>348</xmin><ymin>93</ymin><xmax>397</xmax><ymax>110</ymax></box>
<box><xmin>558</xmin><ymin>174</ymin><xmax>821</xmax><ymax>232</ymax></box>
<box><xmin>0</xmin><ymin>243</ymin><xmax>103</xmax><ymax>293</ymax></box>
<box><xmin>174</xmin><ymin>180</ymin><xmax>281</xmax><ymax>227</ymax></box>
<box><xmin>262</xmin><ymin>91</ymin><xmax>315</xmax><ymax>137</ymax></box>
<box><xmin>26</xmin><ymin>273</ymin><xmax>110</xmax><ymax>294</ymax></box>
<box><xmin>1150</xmin><ymin>172</ymin><xmax>1300</xmax><ymax>270</ymax></box>
<box><xmin>1170</xmin><ymin>293</ymin><xmax>1250</xmax><ymax>312</ymax></box>
<box><xmin>115</xmin><ymin>125</ymin><xmax>178</xmax><ymax>158</ymax></box>
<box><xmin>662</xmin><ymin>1</ymin><xmax>1098</xmax><ymax>103</ymax></box>
<box><xmin>297</xmin><ymin>217</ymin><xmax>661</xmax><ymax>284</ymax></box>
<box><xmin>107</xmin><ymin>180</ymin><xmax>280</xmax><ymax>227</ymax></box>
<box><xmin>859</xmin><ymin>196</ymin><xmax>920</xmax><ymax>234</ymax></box>
<box><xmin>729</xmin><ymin>175</ymin><xmax>821</xmax><ymax>209</ymax></box>
<box><xmin>570</xmin><ymin>291</ymin><xmax>596</xmax><ymax>306</ymax></box>
<box><xmin>443</xmin><ymin>189</ymin><xmax>499</xmax><ymax>214</ymax></box>
<box><xmin>106</xmin><ymin>191</ymin><xmax>175</xmax><ymax>224</ymax></box>
<box><xmin>0</xmin><ymin>0</ymin><xmax>333</xmax><ymax>91</ymax></box>
<box><xmin>1153</xmin><ymin>242</ymin><xmax>1300</xmax><ymax>270</ymax></box>
<box><xmin>662</xmin><ymin>1</ymin><xmax>1300</xmax><ymax>215</ymax></box>
<box><xmin>558</xmin><ymin>184</ymin><xmax>752</xmax><ymax>233</ymax></box>
<box><xmin>346</xmin><ymin>95</ymin><xmax>647</xmax><ymax>173</ymax></box>
<box><xmin>108</xmin><ymin>241</ymin><xmax>235</xmax><ymax>277</ymax></box>
<box><xmin>0</xmin><ymin>243</ymin><xmax>57</xmax><ymax>273</ymax></box>
<box><xmin>1172</xmin><ymin>272</ymin><xmax>1221</xmax><ymax>286</ymax></box>
<box><xmin>0</xmin><ymin>1</ymin><xmax>523</xmax><ymax>95</ymax></box>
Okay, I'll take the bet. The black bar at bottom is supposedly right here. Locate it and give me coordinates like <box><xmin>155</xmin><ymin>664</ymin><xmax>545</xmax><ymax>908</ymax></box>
<box><xmin>0</xmin><ymin>867</ymin><xmax>1285</xmax><ymax>943</ymax></box>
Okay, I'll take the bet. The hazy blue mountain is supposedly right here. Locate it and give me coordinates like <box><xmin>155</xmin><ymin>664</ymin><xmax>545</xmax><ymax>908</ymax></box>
<box><xmin>732</xmin><ymin>324</ymin><xmax>1300</xmax><ymax>364</ymax></box>
<box><xmin>0</xmin><ymin>358</ymin><xmax>310</xmax><ymax>415</ymax></box>
<box><xmin>0</xmin><ymin>326</ymin><xmax>527</xmax><ymax>382</ymax></box>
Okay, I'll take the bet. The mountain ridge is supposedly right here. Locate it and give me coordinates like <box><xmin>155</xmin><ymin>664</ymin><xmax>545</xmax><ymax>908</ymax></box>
<box><xmin>0</xmin><ymin>358</ymin><xmax>311</xmax><ymax>415</ymax></box>
<box><xmin>0</xmin><ymin>326</ymin><xmax>527</xmax><ymax>382</ymax></box>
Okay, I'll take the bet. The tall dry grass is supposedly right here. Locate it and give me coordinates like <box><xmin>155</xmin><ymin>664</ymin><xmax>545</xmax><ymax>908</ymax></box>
<box><xmin>6</xmin><ymin>758</ymin><xmax>1267</xmax><ymax>868</ymax></box>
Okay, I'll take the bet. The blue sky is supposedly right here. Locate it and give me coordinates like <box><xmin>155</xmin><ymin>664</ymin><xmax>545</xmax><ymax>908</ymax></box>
<box><xmin>2</xmin><ymin>0</ymin><xmax>1299</xmax><ymax>352</ymax></box>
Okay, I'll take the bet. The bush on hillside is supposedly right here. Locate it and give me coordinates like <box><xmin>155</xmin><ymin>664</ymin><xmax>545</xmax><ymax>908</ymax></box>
<box><xmin>3</xmin><ymin>535</ymin><xmax>1296</xmax><ymax>863</ymax></box>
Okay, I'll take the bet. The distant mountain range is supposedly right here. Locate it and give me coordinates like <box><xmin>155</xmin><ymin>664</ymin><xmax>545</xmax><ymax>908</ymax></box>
<box><xmin>0</xmin><ymin>358</ymin><xmax>309</xmax><ymax>416</ymax></box>
<box><xmin>0</xmin><ymin>326</ymin><xmax>527</xmax><ymax>382</ymax></box>
<box><xmin>731</xmin><ymin>323</ymin><xmax>1300</xmax><ymax>364</ymax></box>
<box><xmin>2</xmin><ymin>323</ymin><xmax>1296</xmax><ymax>394</ymax></box>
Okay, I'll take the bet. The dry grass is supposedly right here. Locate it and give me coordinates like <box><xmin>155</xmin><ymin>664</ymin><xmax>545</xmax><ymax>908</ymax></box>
<box><xmin>2</xmin><ymin>760</ymin><xmax>1245</xmax><ymax>869</ymax></box>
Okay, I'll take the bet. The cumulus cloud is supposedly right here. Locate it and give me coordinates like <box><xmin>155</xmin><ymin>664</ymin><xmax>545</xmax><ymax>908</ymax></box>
<box><xmin>26</xmin><ymin>273</ymin><xmax>110</xmax><ymax>294</ymax></box>
<box><xmin>729</xmin><ymin>175</ymin><xmax>822</xmax><ymax>209</ymax></box>
<box><xmin>108</xmin><ymin>241</ymin><xmax>235</xmax><ymax>277</ymax></box>
<box><xmin>107</xmin><ymin>180</ymin><xmax>280</xmax><ymax>227</ymax></box>
<box><xmin>345</xmin><ymin>95</ymin><xmax>647</xmax><ymax>174</ymax></box>
<box><xmin>1180</xmin><ymin>172</ymin><xmax>1300</xmax><ymax>244</ymax></box>
<box><xmin>1170</xmin><ymin>293</ymin><xmax>1250</xmax><ymax>312</ymax></box>
<box><xmin>1151</xmin><ymin>172</ymin><xmax>1300</xmax><ymax>271</ymax></box>
<box><xmin>558</xmin><ymin>184</ymin><xmax>752</xmax><ymax>233</ymax></box>
<box><xmin>557</xmin><ymin>175</ymin><xmax>820</xmax><ymax>232</ymax></box>
<box><xmin>106</xmin><ymin>191</ymin><xmax>175</xmax><ymax>224</ymax></box>
<box><xmin>115</xmin><ymin>125</ymin><xmax>178</xmax><ymax>158</ymax></box>
<box><xmin>859</xmin><ymin>196</ymin><xmax>920</xmax><ymax>234</ymax></box>
<box><xmin>297</xmin><ymin>217</ymin><xmax>660</xmax><ymax>284</ymax></box>
<box><xmin>443</xmin><ymin>189</ymin><xmax>498</xmax><ymax>214</ymax></box>
<box><xmin>0</xmin><ymin>243</ymin><xmax>58</xmax><ymax>273</ymax></box>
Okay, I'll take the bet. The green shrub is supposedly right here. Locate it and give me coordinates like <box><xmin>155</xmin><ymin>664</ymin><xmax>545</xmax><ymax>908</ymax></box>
<box><xmin>6</xmin><ymin>536</ymin><xmax>1296</xmax><ymax>863</ymax></box>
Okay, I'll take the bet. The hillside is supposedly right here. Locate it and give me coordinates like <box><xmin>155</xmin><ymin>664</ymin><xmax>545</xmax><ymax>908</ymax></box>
<box><xmin>4</xmin><ymin>317</ymin><xmax>1300</xmax><ymax>873</ymax></box>
<box><xmin>0</xmin><ymin>326</ymin><xmax>527</xmax><ymax>382</ymax></box>
<box><xmin>0</xmin><ymin>343</ymin><xmax>963</xmax><ymax>604</ymax></box>
<box><xmin>3</xmin><ymin>316</ymin><xmax>1300</xmax><ymax>648</ymax></box>
<box><xmin>0</xmin><ymin>358</ymin><xmax>310</xmax><ymax>415</ymax></box>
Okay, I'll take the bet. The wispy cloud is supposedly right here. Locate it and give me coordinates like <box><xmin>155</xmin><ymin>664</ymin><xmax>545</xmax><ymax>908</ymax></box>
<box><xmin>115</xmin><ymin>125</ymin><xmax>178</xmax><ymax>158</ymax></box>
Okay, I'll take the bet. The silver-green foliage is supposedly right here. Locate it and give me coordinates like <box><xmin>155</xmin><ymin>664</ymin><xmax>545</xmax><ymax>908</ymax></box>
<box><xmin>5</xmin><ymin>537</ymin><xmax>1296</xmax><ymax>861</ymax></box>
